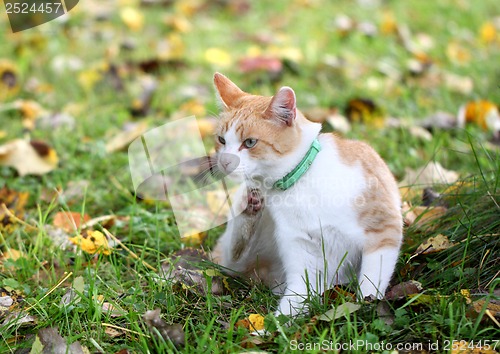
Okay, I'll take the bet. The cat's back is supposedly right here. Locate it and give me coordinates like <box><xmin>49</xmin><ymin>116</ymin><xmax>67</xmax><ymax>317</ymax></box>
<box><xmin>319</xmin><ymin>132</ymin><xmax>401</xmax><ymax>210</ymax></box>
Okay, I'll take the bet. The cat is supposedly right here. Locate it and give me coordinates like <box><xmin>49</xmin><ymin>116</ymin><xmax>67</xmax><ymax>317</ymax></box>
<box><xmin>210</xmin><ymin>73</ymin><xmax>402</xmax><ymax>317</ymax></box>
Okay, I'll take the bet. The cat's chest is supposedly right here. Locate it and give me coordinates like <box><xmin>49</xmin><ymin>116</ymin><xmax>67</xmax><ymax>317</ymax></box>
<box><xmin>266</xmin><ymin>145</ymin><xmax>367</xmax><ymax>231</ymax></box>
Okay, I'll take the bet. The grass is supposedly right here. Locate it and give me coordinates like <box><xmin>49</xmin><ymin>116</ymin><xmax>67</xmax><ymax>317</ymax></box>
<box><xmin>0</xmin><ymin>0</ymin><xmax>499</xmax><ymax>352</ymax></box>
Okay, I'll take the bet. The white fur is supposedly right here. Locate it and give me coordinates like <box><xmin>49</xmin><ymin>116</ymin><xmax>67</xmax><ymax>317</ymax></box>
<box><xmin>216</xmin><ymin>119</ymin><xmax>402</xmax><ymax>317</ymax></box>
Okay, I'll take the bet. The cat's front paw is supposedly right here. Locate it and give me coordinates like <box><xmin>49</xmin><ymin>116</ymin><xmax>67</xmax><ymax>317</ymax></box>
<box><xmin>244</xmin><ymin>188</ymin><xmax>264</xmax><ymax>215</ymax></box>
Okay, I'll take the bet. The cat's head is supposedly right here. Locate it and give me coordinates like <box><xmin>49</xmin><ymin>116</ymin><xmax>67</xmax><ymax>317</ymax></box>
<box><xmin>213</xmin><ymin>73</ymin><xmax>315</xmax><ymax>187</ymax></box>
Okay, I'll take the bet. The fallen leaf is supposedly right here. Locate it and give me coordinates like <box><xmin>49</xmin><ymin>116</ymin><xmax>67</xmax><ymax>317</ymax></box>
<box><xmin>204</xmin><ymin>48</ymin><xmax>233</xmax><ymax>68</ymax></box>
<box><xmin>399</xmin><ymin>162</ymin><xmax>459</xmax><ymax>188</ymax></box>
<box><xmin>105</xmin><ymin>326</ymin><xmax>125</xmax><ymax>338</ymax></box>
<box><xmin>458</xmin><ymin>100</ymin><xmax>500</xmax><ymax>132</ymax></box>
<box><xmin>37</xmin><ymin>327</ymin><xmax>85</xmax><ymax>354</ymax></box>
<box><xmin>248</xmin><ymin>314</ymin><xmax>265</xmax><ymax>331</ymax></box>
<box><xmin>446</xmin><ymin>41</ymin><xmax>471</xmax><ymax>65</ymax></box>
<box><xmin>385</xmin><ymin>280</ymin><xmax>422</xmax><ymax>300</ymax></box>
<box><xmin>443</xmin><ymin>72</ymin><xmax>474</xmax><ymax>95</ymax></box>
<box><xmin>143</xmin><ymin>309</ymin><xmax>185</xmax><ymax>348</ymax></box>
<box><xmin>0</xmin><ymin>59</ymin><xmax>20</xmax><ymax>101</ymax></box>
<box><xmin>53</xmin><ymin>212</ymin><xmax>91</xmax><ymax>233</ymax></box>
<box><xmin>29</xmin><ymin>334</ymin><xmax>44</xmax><ymax>354</ymax></box>
<box><xmin>105</xmin><ymin>121</ymin><xmax>149</xmax><ymax>153</ymax></box>
<box><xmin>345</xmin><ymin>98</ymin><xmax>385</xmax><ymax>128</ymax></box>
<box><xmin>379</xmin><ymin>11</ymin><xmax>397</xmax><ymax>35</ymax></box>
<box><xmin>403</xmin><ymin>204</ymin><xmax>447</xmax><ymax>230</ymax></box>
<box><xmin>318</xmin><ymin>302</ymin><xmax>361</xmax><ymax>322</ymax></box>
<box><xmin>0</xmin><ymin>139</ymin><xmax>58</xmax><ymax>176</ymax></box>
<box><xmin>0</xmin><ymin>186</ymin><xmax>29</xmax><ymax>231</ymax></box>
<box><xmin>69</xmin><ymin>230</ymin><xmax>112</xmax><ymax>255</ymax></box>
<box><xmin>239</xmin><ymin>56</ymin><xmax>283</xmax><ymax>74</ymax></box>
<box><xmin>120</xmin><ymin>7</ymin><xmax>144</xmax><ymax>31</ymax></box>
<box><xmin>419</xmin><ymin>111</ymin><xmax>457</xmax><ymax>130</ymax></box>
<box><xmin>102</xmin><ymin>302</ymin><xmax>127</xmax><ymax>317</ymax></box>
<box><xmin>479</xmin><ymin>22</ymin><xmax>497</xmax><ymax>43</ymax></box>
<box><xmin>415</xmin><ymin>234</ymin><xmax>455</xmax><ymax>255</ymax></box>
<box><xmin>466</xmin><ymin>299</ymin><xmax>500</xmax><ymax>326</ymax></box>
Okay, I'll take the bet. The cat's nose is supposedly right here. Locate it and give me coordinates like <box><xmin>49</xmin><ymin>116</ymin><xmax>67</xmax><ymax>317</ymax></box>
<box><xmin>218</xmin><ymin>153</ymin><xmax>240</xmax><ymax>174</ymax></box>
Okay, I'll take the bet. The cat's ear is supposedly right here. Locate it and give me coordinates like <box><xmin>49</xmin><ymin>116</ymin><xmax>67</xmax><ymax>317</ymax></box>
<box><xmin>214</xmin><ymin>72</ymin><xmax>244</xmax><ymax>110</ymax></box>
<box><xmin>264</xmin><ymin>87</ymin><xmax>296</xmax><ymax>126</ymax></box>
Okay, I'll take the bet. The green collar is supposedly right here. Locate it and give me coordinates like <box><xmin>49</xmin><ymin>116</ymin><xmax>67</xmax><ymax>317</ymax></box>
<box><xmin>273</xmin><ymin>138</ymin><xmax>321</xmax><ymax>191</ymax></box>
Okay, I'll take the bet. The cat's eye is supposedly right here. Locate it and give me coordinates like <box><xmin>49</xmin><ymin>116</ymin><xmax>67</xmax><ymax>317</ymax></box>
<box><xmin>243</xmin><ymin>138</ymin><xmax>258</xmax><ymax>149</ymax></box>
<box><xmin>218</xmin><ymin>136</ymin><xmax>226</xmax><ymax>145</ymax></box>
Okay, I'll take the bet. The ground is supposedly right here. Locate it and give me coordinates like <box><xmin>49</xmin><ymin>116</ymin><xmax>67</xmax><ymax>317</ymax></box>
<box><xmin>0</xmin><ymin>0</ymin><xmax>499</xmax><ymax>353</ymax></box>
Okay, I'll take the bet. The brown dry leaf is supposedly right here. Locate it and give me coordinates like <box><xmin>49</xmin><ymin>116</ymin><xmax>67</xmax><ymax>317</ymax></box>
<box><xmin>415</xmin><ymin>234</ymin><xmax>455</xmax><ymax>255</ymax></box>
<box><xmin>37</xmin><ymin>327</ymin><xmax>85</xmax><ymax>354</ymax></box>
<box><xmin>102</xmin><ymin>302</ymin><xmax>127</xmax><ymax>317</ymax></box>
<box><xmin>399</xmin><ymin>162</ymin><xmax>459</xmax><ymax>189</ymax></box>
<box><xmin>143</xmin><ymin>309</ymin><xmax>185</xmax><ymax>348</ymax></box>
<box><xmin>458</xmin><ymin>100</ymin><xmax>500</xmax><ymax>132</ymax></box>
<box><xmin>0</xmin><ymin>186</ymin><xmax>29</xmax><ymax>231</ymax></box>
<box><xmin>345</xmin><ymin>98</ymin><xmax>385</xmax><ymax>128</ymax></box>
<box><xmin>105</xmin><ymin>326</ymin><xmax>125</xmax><ymax>338</ymax></box>
<box><xmin>385</xmin><ymin>280</ymin><xmax>422</xmax><ymax>301</ymax></box>
<box><xmin>0</xmin><ymin>139</ymin><xmax>58</xmax><ymax>176</ymax></box>
<box><xmin>53</xmin><ymin>211</ymin><xmax>91</xmax><ymax>233</ymax></box>
<box><xmin>105</xmin><ymin>121</ymin><xmax>149</xmax><ymax>153</ymax></box>
<box><xmin>69</xmin><ymin>230</ymin><xmax>112</xmax><ymax>255</ymax></box>
<box><xmin>403</xmin><ymin>203</ymin><xmax>447</xmax><ymax>230</ymax></box>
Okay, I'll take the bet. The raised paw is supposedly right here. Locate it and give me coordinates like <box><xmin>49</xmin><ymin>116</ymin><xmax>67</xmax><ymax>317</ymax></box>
<box><xmin>244</xmin><ymin>188</ymin><xmax>264</xmax><ymax>215</ymax></box>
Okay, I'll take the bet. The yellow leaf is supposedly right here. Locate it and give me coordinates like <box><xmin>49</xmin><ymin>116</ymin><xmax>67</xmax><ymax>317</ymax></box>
<box><xmin>479</xmin><ymin>22</ymin><xmax>497</xmax><ymax>43</ymax></box>
<box><xmin>163</xmin><ymin>14</ymin><xmax>191</xmax><ymax>33</ymax></box>
<box><xmin>248</xmin><ymin>314</ymin><xmax>265</xmax><ymax>331</ymax></box>
<box><xmin>120</xmin><ymin>7</ymin><xmax>144</xmax><ymax>31</ymax></box>
<box><xmin>179</xmin><ymin>99</ymin><xmax>206</xmax><ymax>117</ymax></box>
<box><xmin>196</xmin><ymin>118</ymin><xmax>216</xmax><ymax>138</ymax></box>
<box><xmin>0</xmin><ymin>139</ymin><xmax>58</xmax><ymax>176</ymax></box>
<box><xmin>446</xmin><ymin>42</ymin><xmax>471</xmax><ymax>65</ymax></box>
<box><xmin>380</xmin><ymin>11</ymin><xmax>397</xmax><ymax>35</ymax></box>
<box><xmin>458</xmin><ymin>100</ymin><xmax>499</xmax><ymax>131</ymax></box>
<box><xmin>204</xmin><ymin>48</ymin><xmax>233</xmax><ymax>68</ymax></box>
<box><xmin>78</xmin><ymin>68</ymin><xmax>102</xmax><ymax>91</ymax></box>
<box><xmin>181</xmin><ymin>231</ymin><xmax>207</xmax><ymax>247</ymax></box>
<box><xmin>157</xmin><ymin>34</ymin><xmax>185</xmax><ymax>60</ymax></box>
<box><xmin>70</xmin><ymin>230</ymin><xmax>112</xmax><ymax>255</ymax></box>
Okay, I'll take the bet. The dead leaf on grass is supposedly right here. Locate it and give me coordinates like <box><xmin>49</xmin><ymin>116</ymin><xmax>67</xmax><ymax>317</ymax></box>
<box><xmin>399</xmin><ymin>162</ymin><xmax>459</xmax><ymax>189</ymax></box>
<box><xmin>69</xmin><ymin>230</ymin><xmax>112</xmax><ymax>255</ymax></box>
<box><xmin>0</xmin><ymin>139</ymin><xmax>58</xmax><ymax>176</ymax></box>
<box><xmin>36</xmin><ymin>327</ymin><xmax>86</xmax><ymax>354</ymax></box>
<box><xmin>415</xmin><ymin>234</ymin><xmax>456</xmax><ymax>255</ymax></box>
<box><xmin>385</xmin><ymin>280</ymin><xmax>422</xmax><ymax>301</ymax></box>
<box><xmin>143</xmin><ymin>308</ymin><xmax>185</xmax><ymax>348</ymax></box>
<box><xmin>318</xmin><ymin>302</ymin><xmax>361</xmax><ymax>322</ymax></box>
<box><xmin>458</xmin><ymin>100</ymin><xmax>500</xmax><ymax>133</ymax></box>
<box><xmin>0</xmin><ymin>59</ymin><xmax>20</xmax><ymax>101</ymax></box>
<box><xmin>403</xmin><ymin>203</ymin><xmax>447</xmax><ymax>230</ymax></box>
<box><xmin>105</xmin><ymin>121</ymin><xmax>149</xmax><ymax>153</ymax></box>
<box><xmin>0</xmin><ymin>186</ymin><xmax>29</xmax><ymax>231</ymax></box>
<box><xmin>53</xmin><ymin>211</ymin><xmax>91</xmax><ymax>233</ymax></box>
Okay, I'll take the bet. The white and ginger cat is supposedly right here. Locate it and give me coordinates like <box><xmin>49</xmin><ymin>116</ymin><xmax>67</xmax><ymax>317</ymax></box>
<box><xmin>211</xmin><ymin>73</ymin><xmax>402</xmax><ymax>316</ymax></box>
